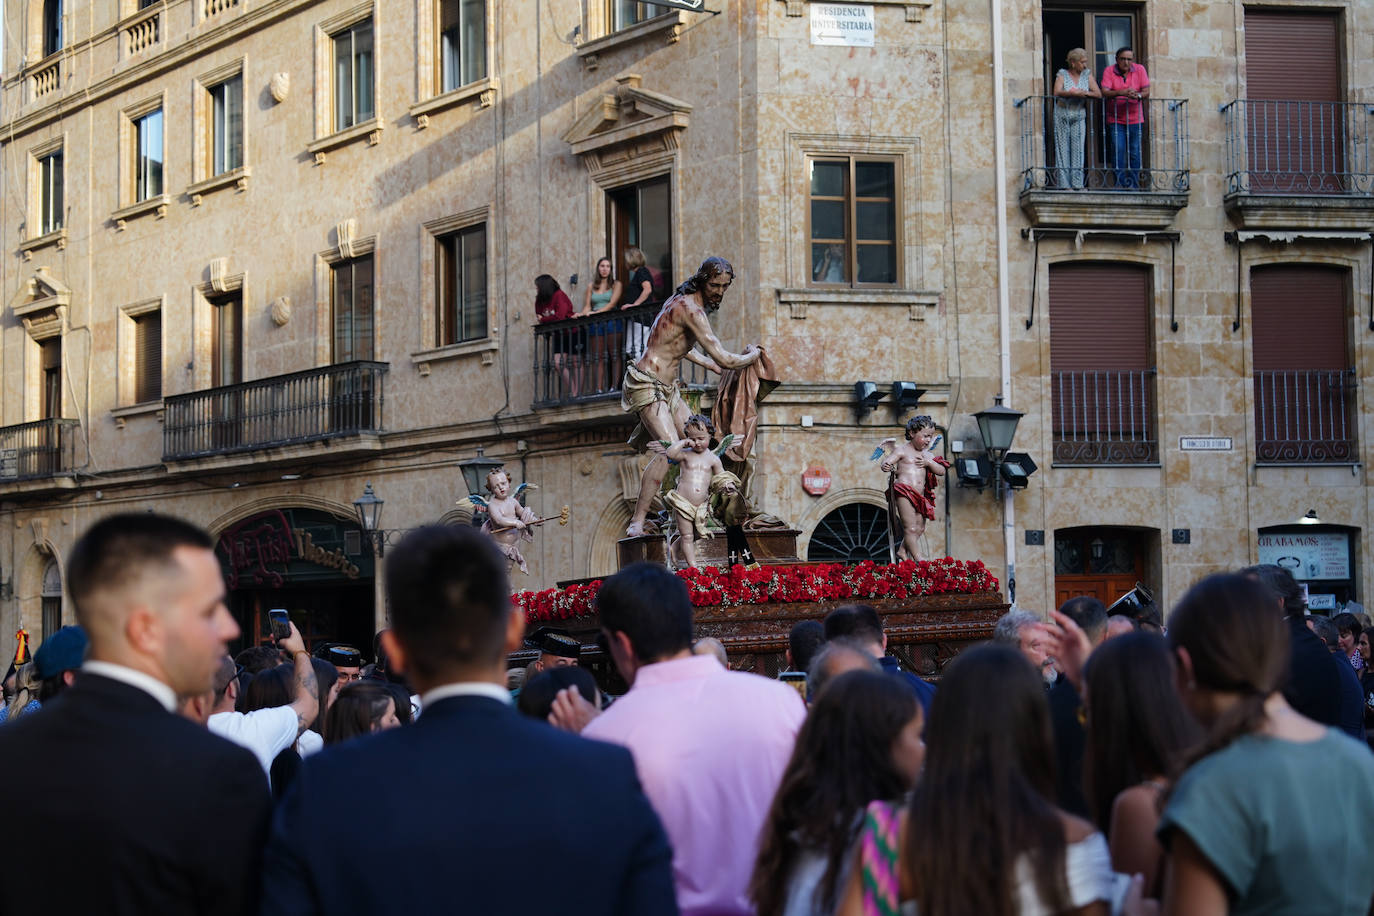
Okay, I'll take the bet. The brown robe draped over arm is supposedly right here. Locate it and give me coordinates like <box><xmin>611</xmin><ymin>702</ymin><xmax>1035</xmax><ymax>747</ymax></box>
<box><xmin>710</xmin><ymin>351</ymin><xmax>779</xmax><ymax>463</ymax></box>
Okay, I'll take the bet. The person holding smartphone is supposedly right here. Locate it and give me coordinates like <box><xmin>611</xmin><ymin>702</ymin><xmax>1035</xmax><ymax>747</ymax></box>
<box><xmin>203</xmin><ymin>615</ymin><xmax>319</xmax><ymax>782</ymax></box>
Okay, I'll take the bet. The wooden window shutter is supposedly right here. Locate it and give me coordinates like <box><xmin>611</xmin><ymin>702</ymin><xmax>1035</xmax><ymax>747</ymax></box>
<box><xmin>1244</xmin><ymin>11</ymin><xmax>1339</xmax><ymax>103</ymax></box>
<box><xmin>1250</xmin><ymin>265</ymin><xmax>1347</xmax><ymax>370</ymax></box>
<box><xmin>1049</xmin><ymin>262</ymin><xmax>1152</xmax><ymax>371</ymax></box>
<box><xmin>134</xmin><ymin>311</ymin><xmax>162</xmax><ymax>403</ymax></box>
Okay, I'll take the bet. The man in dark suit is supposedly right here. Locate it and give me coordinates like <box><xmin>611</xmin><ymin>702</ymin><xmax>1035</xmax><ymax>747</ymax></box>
<box><xmin>1244</xmin><ymin>564</ymin><xmax>1344</xmax><ymax>727</ymax></box>
<box><xmin>0</xmin><ymin>513</ymin><xmax>270</xmax><ymax>916</ymax></box>
<box><xmin>261</xmin><ymin>524</ymin><xmax>677</xmax><ymax>915</ymax></box>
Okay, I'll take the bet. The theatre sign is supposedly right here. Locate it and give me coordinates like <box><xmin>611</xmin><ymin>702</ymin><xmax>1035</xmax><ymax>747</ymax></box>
<box><xmin>217</xmin><ymin>508</ymin><xmax>373</xmax><ymax>589</ymax></box>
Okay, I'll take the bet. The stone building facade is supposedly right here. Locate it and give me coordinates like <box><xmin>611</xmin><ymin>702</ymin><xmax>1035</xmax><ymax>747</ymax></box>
<box><xmin>0</xmin><ymin>0</ymin><xmax>1368</xmax><ymax>653</ymax></box>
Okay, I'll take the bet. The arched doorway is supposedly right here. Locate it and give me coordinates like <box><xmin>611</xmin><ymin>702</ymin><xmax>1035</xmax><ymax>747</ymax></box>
<box><xmin>1053</xmin><ymin>526</ymin><xmax>1157</xmax><ymax>608</ymax></box>
<box><xmin>215</xmin><ymin>507</ymin><xmax>376</xmax><ymax>657</ymax></box>
<box><xmin>807</xmin><ymin>503</ymin><xmax>891</xmax><ymax>564</ymax></box>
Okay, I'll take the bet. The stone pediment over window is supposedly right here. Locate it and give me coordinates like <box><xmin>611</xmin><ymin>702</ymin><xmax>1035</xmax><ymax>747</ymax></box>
<box><xmin>563</xmin><ymin>75</ymin><xmax>691</xmax><ymax>183</ymax></box>
<box><xmin>12</xmin><ymin>267</ymin><xmax>71</xmax><ymax>319</ymax></box>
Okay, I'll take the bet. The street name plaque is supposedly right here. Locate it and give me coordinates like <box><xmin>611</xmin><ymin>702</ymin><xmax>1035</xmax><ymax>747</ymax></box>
<box><xmin>1179</xmin><ymin>437</ymin><xmax>1232</xmax><ymax>451</ymax></box>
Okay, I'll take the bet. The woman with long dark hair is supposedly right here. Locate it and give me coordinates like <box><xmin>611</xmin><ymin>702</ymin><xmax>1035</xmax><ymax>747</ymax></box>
<box><xmin>1081</xmin><ymin>632</ymin><xmax>1198</xmax><ymax>898</ymax></box>
<box><xmin>838</xmin><ymin>643</ymin><xmax>1117</xmax><ymax>916</ymax></box>
<box><xmin>324</xmin><ymin>680</ymin><xmax>400</xmax><ymax>746</ymax></box>
<box><xmin>534</xmin><ymin>273</ymin><xmax>581</xmax><ymax>398</ymax></box>
<box><xmin>241</xmin><ymin>665</ymin><xmax>302</xmax><ymax>801</ymax></box>
<box><xmin>1158</xmin><ymin>573</ymin><xmax>1374</xmax><ymax>914</ymax></box>
<box><xmin>749</xmin><ymin>670</ymin><xmax>923</xmax><ymax>916</ymax></box>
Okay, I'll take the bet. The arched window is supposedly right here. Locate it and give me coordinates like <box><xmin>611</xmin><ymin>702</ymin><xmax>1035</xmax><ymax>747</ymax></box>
<box><xmin>41</xmin><ymin>559</ymin><xmax>61</xmax><ymax>639</ymax></box>
<box><xmin>42</xmin><ymin>0</ymin><xmax>62</xmax><ymax>57</ymax></box>
<box><xmin>807</xmin><ymin>503</ymin><xmax>891</xmax><ymax>564</ymax></box>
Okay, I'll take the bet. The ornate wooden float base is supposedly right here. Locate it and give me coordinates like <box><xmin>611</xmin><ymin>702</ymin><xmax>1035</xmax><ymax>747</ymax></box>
<box><xmin>512</xmin><ymin>591</ymin><xmax>1008</xmax><ymax>694</ymax></box>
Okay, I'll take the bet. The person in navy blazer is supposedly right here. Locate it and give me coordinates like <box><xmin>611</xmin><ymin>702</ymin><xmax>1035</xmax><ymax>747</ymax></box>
<box><xmin>261</xmin><ymin>524</ymin><xmax>677</xmax><ymax>916</ymax></box>
<box><xmin>0</xmin><ymin>513</ymin><xmax>270</xmax><ymax>916</ymax></box>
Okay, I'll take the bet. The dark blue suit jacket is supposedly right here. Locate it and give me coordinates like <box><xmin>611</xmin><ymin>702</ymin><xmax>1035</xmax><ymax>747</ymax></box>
<box><xmin>0</xmin><ymin>673</ymin><xmax>271</xmax><ymax>916</ymax></box>
<box><xmin>261</xmin><ymin>693</ymin><xmax>678</xmax><ymax>915</ymax></box>
<box><xmin>879</xmin><ymin>655</ymin><xmax>936</xmax><ymax>717</ymax></box>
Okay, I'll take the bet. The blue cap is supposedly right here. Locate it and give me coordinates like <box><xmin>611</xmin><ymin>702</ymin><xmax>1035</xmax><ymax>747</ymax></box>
<box><xmin>34</xmin><ymin>626</ymin><xmax>88</xmax><ymax>679</ymax></box>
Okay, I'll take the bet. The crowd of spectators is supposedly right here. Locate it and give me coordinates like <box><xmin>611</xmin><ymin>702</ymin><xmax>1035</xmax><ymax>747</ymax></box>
<box><xmin>0</xmin><ymin>511</ymin><xmax>1372</xmax><ymax>915</ymax></box>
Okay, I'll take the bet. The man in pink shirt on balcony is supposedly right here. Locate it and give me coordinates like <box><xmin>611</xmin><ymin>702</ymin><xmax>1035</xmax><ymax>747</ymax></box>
<box><xmin>1101</xmin><ymin>46</ymin><xmax>1150</xmax><ymax>190</ymax></box>
<box><xmin>583</xmin><ymin>563</ymin><xmax>806</xmax><ymax>916</ymax></box>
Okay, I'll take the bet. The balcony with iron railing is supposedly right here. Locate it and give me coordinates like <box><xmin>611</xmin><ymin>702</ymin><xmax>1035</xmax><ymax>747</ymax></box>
<box><xmin>0</xmin><ymin>418</ymin><xmax>80</xmax><ymax>483</ymax></box>
<box><xmin>1016</xmin><ymin>96</ymin><xmax>1190</xmax><ymax>228</ymax></box>
<box><xmin>1254</xmin><ymin>369</ymin><xmax>1357</xmax><ymax>464</ymax></box>
<box><xmin>163</xmin><ymin>361</ymin><xmax>387</xmax><ymax>462</ymax></box>
<box><xmin>1051</xmin><ymin>369</ymin><xmax>1159</xmax><ymax>465</ymax></box>
<box><xmin>1221</xmin><ymin>100</ymin><xmax>1374</xmax><ymax>227</ymax></box>
<box><xmin>532</xmin><ymin>303</ymin><xmax>717</xmax><ymax>409</ymax></box>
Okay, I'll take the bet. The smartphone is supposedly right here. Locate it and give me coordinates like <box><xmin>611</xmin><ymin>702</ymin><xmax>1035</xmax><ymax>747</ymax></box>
<box><xmin>268</xmin><ymin>609</ymin><xmax>291</xmax><ymax>641</ymax></box>
<box><xmin>778</xmin><ymin>670</ymin><xmax>808</xmax><ymax>700</ymax></box>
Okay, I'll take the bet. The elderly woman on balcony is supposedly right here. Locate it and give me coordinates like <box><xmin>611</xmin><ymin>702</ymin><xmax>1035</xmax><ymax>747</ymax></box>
<box><xmin>1052</xmin><ymin>48</ymin><xmax>1101</xmax><ymax>190</ymax></box>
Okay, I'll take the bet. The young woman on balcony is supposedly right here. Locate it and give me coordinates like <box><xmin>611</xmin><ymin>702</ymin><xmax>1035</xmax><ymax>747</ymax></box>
<box><xmin>620</xmin><ymin>246</ymin><xmax>656</xmax><ymax>368</ymax></box>
<box><xmin>535</xmin><ymin>274</ymin><xmax>582</xmax><ymax>399</ymax></box>
<box><xmin>1052</xmin><ymin>48</ymin><xmax>1101</xmax><ymax>190</ymax></box>
<box><xmin>579</xmin><ymin>257</ymin><xmax>623</xmax><ymax>393</ymax></box>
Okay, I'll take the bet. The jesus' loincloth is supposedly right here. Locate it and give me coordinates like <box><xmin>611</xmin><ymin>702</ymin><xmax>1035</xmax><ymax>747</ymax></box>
<box><xmin>622</xmin><ymin>363</ymin><xmax>683</xmax><ymax>452</ymax></box>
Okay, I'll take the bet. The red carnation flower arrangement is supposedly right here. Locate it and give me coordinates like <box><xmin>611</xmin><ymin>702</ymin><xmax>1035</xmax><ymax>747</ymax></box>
<box><xmin>513</xmin><ymin>558</ymin><xmax>999</xmax><ymax>624</ymax></box>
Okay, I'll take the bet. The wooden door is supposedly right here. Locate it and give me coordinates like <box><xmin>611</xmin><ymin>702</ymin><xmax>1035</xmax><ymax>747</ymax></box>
<box><xmin>1054</xmin><ymin>528</ymin><xmax>1145</xmax><ymax>609</ymax></box>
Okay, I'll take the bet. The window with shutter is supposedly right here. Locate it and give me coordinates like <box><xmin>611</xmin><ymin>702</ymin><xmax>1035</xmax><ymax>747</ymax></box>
<box><xmin>40</xmin><ymin>338</ymin><xmax>61</xmax><ymax>419</ymax></box>
<box><xmin>133</xmin><ymin>311</ymin><xmax>162</xmax><ymax>404</ymax></box>
<box><xmin>1242</xmin><ymin>10</ymin><xmax>1343</xmax><ymax>192</ymax></box>
<box><xmin>1048</xmin><ymin>262</ymin><xmax>1157</xmax><ymax>464</ymax></box>
<box><xmin>1250</xmin><ymin>265</ymin><xmax>1354</xmax><ymax>462</ymax></box>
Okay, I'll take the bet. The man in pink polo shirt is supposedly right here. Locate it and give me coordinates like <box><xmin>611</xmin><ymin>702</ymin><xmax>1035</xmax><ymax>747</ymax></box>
<box><xmin>1100</xmin><ymin>46</ymin><xmax>1149</xmax><ymax>189</ymax></box>
<box><xmin>583</xmin><ymin>563</ymin><xmax>806</xmax><ymax>916</ymax></box>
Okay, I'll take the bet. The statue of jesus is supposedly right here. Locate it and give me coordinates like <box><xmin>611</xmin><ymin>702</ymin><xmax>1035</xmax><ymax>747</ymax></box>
<box><xmin>620</xmin><ymin>256</ymin><xmax>763</xmax><ymax>537</ymax></box>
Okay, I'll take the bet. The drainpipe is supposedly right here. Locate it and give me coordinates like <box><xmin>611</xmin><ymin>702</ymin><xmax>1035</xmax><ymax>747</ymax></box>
<box><xmin>989</xmin><ymin>0</ymin><xmax>1017</xmax><ymax>604</ymax></box>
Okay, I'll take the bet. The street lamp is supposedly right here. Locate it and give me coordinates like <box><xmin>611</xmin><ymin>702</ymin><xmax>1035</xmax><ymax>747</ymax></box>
<box><xmin>957</xmin><ymin>396</ymin><xmax>1036</xmax><ymax>498</ymax></box>
<box><xmin>1298</xmin><ymin>509</ymin><xmax>1321</xmax><ymax>525</ymax></box>
<box><xmin>974</xmin><ymin>395</ymin><xmax>1023</xmax><ymax>464</ymax></box>
<box><xmin>458</xmin><ymin>445</ymin><xmax>504</xmax><ymax>499</ymax></box>
<box><xmin>354</xmin><ymin>482</ymin><xmax>384</xmax><ymax>553</ymax></box>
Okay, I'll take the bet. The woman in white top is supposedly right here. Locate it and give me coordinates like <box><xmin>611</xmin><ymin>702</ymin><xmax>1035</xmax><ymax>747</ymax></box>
<box><xmin>838</xmin><ymin>643</ymin><xmax>1128</xmax><ymax>916</ymax></box>
<box><xmin>1052</xmin><ymin>48</ymin><xmax>1101</xmax><ymax>189</ymax></box>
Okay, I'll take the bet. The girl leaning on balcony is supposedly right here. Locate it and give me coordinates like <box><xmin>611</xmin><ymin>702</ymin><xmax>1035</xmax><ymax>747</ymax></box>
<box><xmin>578</xmin><ymin>257</ymin><xmax>623</xmax><ymax>393</ymax></box>
<box><xmin>1053</xmin><ymin>48</ymin><xmax>1101</xmax><ymax>190</ymax></box>
<box><xmin>535</xmin><ymin>274</ymin><xmax>583</xmax><ymax>399</ymax></box>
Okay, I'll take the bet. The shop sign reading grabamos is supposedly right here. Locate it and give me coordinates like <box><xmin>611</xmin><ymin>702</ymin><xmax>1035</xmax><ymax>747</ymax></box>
<box><xmin>1256</xmin><ymin>531</ymin><xmax>1350</xmax><ymax>581</ymax></box>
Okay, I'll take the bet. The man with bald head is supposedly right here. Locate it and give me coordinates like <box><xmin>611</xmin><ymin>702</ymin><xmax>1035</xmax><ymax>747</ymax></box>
<box><xmin>0</xmin><ymin>513</ymin><xmax>270</xmax><ymax>915</ymax></box>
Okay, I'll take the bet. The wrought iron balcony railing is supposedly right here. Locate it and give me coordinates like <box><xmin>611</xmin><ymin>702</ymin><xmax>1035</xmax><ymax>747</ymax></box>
<box><xmin>1016</xmin><ymin>96</ymin><xmax>1190</xmax><ymax>193</ymax></box>
<box><xmin>1221</xmin><ymin>100</ymin><xmax>1374</xmax><ymax>195</ymax></box>
<box><xmin>163</xmin><ymin>361</ymin><xmax>387</xmax><ymax>460</ymax></box>
<box><xmin>1254</xmin><ymin>369</ymin><xmax>1356</xmax><ymax>463</ymax></box>
<box><xmin>1052</xmin><ymin>369</ymin><xmax>1159</xmax><ymax>464</ymax></box>
<box><xmin>0</xmin><ymin>418</ymin><xmax>80</xmax><ymax>481</ymax></box>
<box><xmin>533</xmin><ymin>302</ymin><xmax>718</xmax><ymax>408</ymax></box>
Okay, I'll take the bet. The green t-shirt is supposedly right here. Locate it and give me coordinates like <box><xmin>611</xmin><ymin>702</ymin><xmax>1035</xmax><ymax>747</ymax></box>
<box><xmin>1158</xmin><ymin>729</ymin><xmax>1374</xmax><ymax>915</ymax></box>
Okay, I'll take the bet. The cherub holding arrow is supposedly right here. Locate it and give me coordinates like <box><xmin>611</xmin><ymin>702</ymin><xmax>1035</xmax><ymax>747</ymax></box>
<box><xmin>466</xmin><ymin>467</ymin><xmax>569</xmax><ymax>576</ymax></box>
<box><xmin>871</xmin><ymin>415</ymin><xmax>949</xmax><ymax>562</ymax></box>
